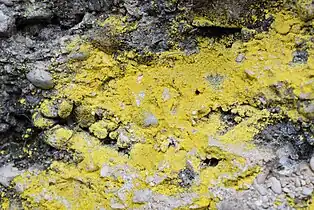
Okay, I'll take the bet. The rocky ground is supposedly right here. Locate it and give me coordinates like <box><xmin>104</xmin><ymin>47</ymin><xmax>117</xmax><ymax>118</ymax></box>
<box><xmin>1</xmin><ymin>0</ymin><xmax>314</xmax><ymax>209</ymax></box>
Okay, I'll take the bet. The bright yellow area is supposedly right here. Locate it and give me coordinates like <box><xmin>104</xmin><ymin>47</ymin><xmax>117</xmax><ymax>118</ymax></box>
<box><xmin>4</xmin><ymin>10</ymin><xmax>314</xmax><ymax>210</ymax></box>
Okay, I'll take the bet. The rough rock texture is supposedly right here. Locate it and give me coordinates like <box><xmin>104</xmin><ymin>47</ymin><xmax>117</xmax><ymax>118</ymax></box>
<box><xmin>3</xmin><ymin>0</ymin><xmax>314</xmax><ymax>210</ymax></box>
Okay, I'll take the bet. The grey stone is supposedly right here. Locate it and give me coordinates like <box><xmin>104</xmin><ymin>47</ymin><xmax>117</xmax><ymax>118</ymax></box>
<box><xmin>254</xmin><ymin>182</ymin><xmax>268</xmax><ymax>196</ymax></box>
<box><xmin>269</xmin><ymin>177</ymin><xmax>282</xmax><ymax>194</ymax></box>
<box><xmin>302</xmin><ymin>187</ymin><xmax>313</xmax><ymax>196</ymax></box>
<box><xmin>143</xmin><ymin>112</ymin><xmax>158</xmax><ymax>127</ymax></box>
<box><xmin>24</xmin><ymin>3</ymin><xmax>53</xmax><ymax>21</ymax></box>
<box><xmin>0</xmin><ymin>122</ymin><xmax>10</xmax><ymax>133</ymax></box>
<box><xmin>133</xmin><ymin>189</ymin><xmax>152</xmax><ymax>203</ymax></box>
<box><xmin>100</xmin><ymin>164</ymin><xmax>112</xmax><ymax>178</ymax></box>
<box><xmin>295</xmin><ymin>177</ymin><xmax>301</xmax><ymax>187</ymax></box>
<box><xmin>68</xmin><ymin>52</ymin><xmax>89</xmax><ymax>61</ymax></box>
<box><xmin>0</xmin><ymin>164</ymin><xmax>22</xmax><ymax>187</ymax></box>
<box><xmin>256</xmin><ymin>169</ymin><xmax>269</xmax><ymax>184</ymax></box>
<box><xmin>235</xmin><ymin>53</ymin><xmax>245</xmax><ymax>63</ymax></box>
<box><xmin>0</xmin><ymin>9</ymin><xmax>15</xmax><ymax>37</ymax></box>
<box><xmin>0</xmin><ymin>0</ymin><xmax>13</xmax><ymax>7</ymax></box>
<box><xmin>310</xmin><ymin>155</ymin><xmax>314</xmax><ymax>171</ymax></box>
<box><xmin>26</xmin><ymin>69</ymin><xmax>54</xmax><ymax>89</ymax></box>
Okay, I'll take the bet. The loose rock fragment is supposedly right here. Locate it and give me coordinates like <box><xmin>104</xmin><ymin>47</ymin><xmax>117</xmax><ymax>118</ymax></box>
<box><xmin>89</xmin><ymin>121</ymin><xmax>109</xmax><ymax>139</ymax></box>
<box><xmin>0</xmin><ymin>9</ymin><xmax>15</xmax><ymax>37</ymax></box>
<box><xmin>40</xmin><ymin>100</ymin><xmax>58</xmax><ymax>118</ymax></box>
<box><xmin>302</xmin><ymin>187</ymin><xmax>313</xmax><ymax>196</ymax></box>
<box><xmin>269</xmin><ymin>177</ymin><xmax>282</xmax><ymax>194</ymax></box>
<box><xmin>44</xmin><ymin>125</ymin><xmax>73</xmax><ymax>149</ymax></box>
<box><xmin>292</xmin><ymin>50</ymin><xmax>308</xmax><ymax>64</ymax></box>
<box><xmin>58</xmin><ymin>100</ymin><xmax>73</xmax><ymax>119</ymax></box>
<box><xmin>143</xmin><ymin>112</ymin><xmax>158</xmax><ymax>127</ymax></box>
<box><xmin>26</xmin><ymin>69</ymin><xmax>54</xmax><ymax>89</ymax></box>
<box><xmin>32</xmin><ymin>112</ymin><xmax>56</xmax><ymax>129</ymax></box>
<box><xmin>235</xmin><ymin>53</ymin><xmax>245</xmax><ymax>63</ymax></box>
<box><xmin>0</xmin><ymin>122</ymin><xmax>10</xmax><ymax>133</ymax></box>
<box><xmin>133</xmin><ymin>189</ymin><xmax>152</xmax><ymax>203</ymax></box>
<box><xmin>0</xmin><ymin>164</ymin><xmax>22</xmax><ymax>187</ymax></box>
<box><xmin>310</xmin><ymin>155</ymin><xmax>314</xmax><ymax>171</ymax></box>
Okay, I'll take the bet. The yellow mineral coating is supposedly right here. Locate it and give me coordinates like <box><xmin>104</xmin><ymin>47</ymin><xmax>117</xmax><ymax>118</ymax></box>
<box><xmin>58</xmin><ymin>100</ymin><xmax>73</xmax><ymax>119</ymax></box>
<box><xmin>5</xmin><ymin>9</ymin><xmax>314</xmax><ymax>209</ymax></box>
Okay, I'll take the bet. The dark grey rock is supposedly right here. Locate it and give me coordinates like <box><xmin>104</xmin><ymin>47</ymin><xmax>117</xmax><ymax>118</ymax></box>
<box><xmin>178</xmin><ymin>168</ymin><xmax>195</xmax><ymax>187</ymax></box>
<box><xmin>0</xmin><ymin>0</ymin><xmax>13</xmax><ymax>7</ymax></box>
<box><xmin>292</xmin><ymin>50</ymin><xmax>308</xmax><ymax>64</ymax></box>
<box><xmin>26</xmin><ymin>69</ymin><xmax>54</xmax><ymax>89</ymax></box>
<box><xmin>0</xmin><ymin>123</ymin><xmax>10</xmax><ymax>133</ymax></box>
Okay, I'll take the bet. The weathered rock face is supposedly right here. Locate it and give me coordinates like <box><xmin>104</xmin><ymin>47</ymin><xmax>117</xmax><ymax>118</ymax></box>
<box><xmin>6</xmin><ymin>0</ymin><xmax>314</xmax><ymax>209</ymax></box>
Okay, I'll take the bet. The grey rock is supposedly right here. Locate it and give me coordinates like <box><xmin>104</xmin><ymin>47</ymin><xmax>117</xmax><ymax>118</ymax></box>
<box><xmin>24</xmin><ymin>3</ymin><xmax>53</xmax><ymax>21</ymax></box>
<box><xmin>254</xmin><ymin>182</ymin><xmax>268</xmax><ymax>196</ymax></box>
<box><xmin>0</xmin><ymin>164</ymin><xmax>22</xmax><ymax>187</ymax></box>
<box><xmin>269</xmin><ymin>177</ymin><xmax>282</xmax><ymax>194</ymax></box>
<box><xmin>235</xmin><ymin>53</ymin><xmax>245</xmax><ymax>63</ymax></box>
<box><xmin>133</xmin><ymin>189</ymin><xmax>152</xmax><ymax>203</ymax></box>
<box><xmin>283</xmin><ymin>187</ymin><xmax>290</xmax><ymax>193</ymax></box>
<box><xmin>256</xmin><ymin>169</ymin><xmax>269</xmax><ymax>184</ymax></box>
<box><xmin>0</xmin><ymin>0</ymin><xmax>13</xmax><ymax>7</ymax></box>
<box><xmin>0</xmin><ymin>9</ymin><xmax>15</xmax><ymax>37</ymax></box>
<box><xmin>26</xmin><ymin>69</ymin><xmax>54</xmax><ymax>89</ymax></box>
<box><xmin>302</xmin><ymin>187</ymin><xmax>313</xmax><ymax>196</ymax></box>
<box><xmin>310</xmin><ymin>155</ymin><xmax>314</xmax><ymax>171</ymax></box>
<box><xmin>100</xmin><ymin>164</ymin><xmax>112</xmax><ymax>178</ymax></box>
<box><xmin>68</xmin><ymin>52</ymin><xmax>89</xmax><ymax>61</ymax></box>
<box><xmin>292</xmin><ymin>50</ymin><xmax>308</xmax><ymax>64</ymax></box>
<box><xmin>0</xmin><ymin>122</ymin><xmax>10</xmax><ymax>133</ymax></box>
<box><xmin>295</xmin><ymin>177</ymin><xmax>301</xmax><ymax>187</ymax></box>
<box><xmin>143</xmin><ymin>112</ymin><xmax>158</xmax><ymax>127</ymax></box>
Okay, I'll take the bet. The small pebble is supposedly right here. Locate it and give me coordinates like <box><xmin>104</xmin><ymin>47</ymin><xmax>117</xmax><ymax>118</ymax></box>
<box><xmin>235</xmin><ymin>53</ymin><xmax>245</xmax><ymax>63</ymax></box>
<box><xmin>269</xmin><ymin>177</ymin><xmax>282</xmax><ymax>194</ymax></box>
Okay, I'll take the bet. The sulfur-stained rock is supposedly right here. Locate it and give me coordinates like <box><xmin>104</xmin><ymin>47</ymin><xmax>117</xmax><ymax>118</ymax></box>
<box><xmin>89</xmin><ymin>121</ymin><xmax>109</xmax><ymax>139</ymax></box>
<box><xmin>40</xmin><ymin>100</ymin><xmax>58</xmax><ymax>118</ymax></box>
<box><xmin>44</xmin><ymin>125</ymin><xmax>73</xmax><ymax>149</ymax></box>
<box><xmin>75</xmin><ymin>105</ymin><xmax>96</xmax><ymax>128</ymax></box>
<box><xmin>32</xmin><ymin>112</ymin><xmax>56</xmax><ymax>129</ymax></box>
<box><xmin>58</xmin><ymin>100</ymin><xmax>73</xmax><ymax>119</ymax></box>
